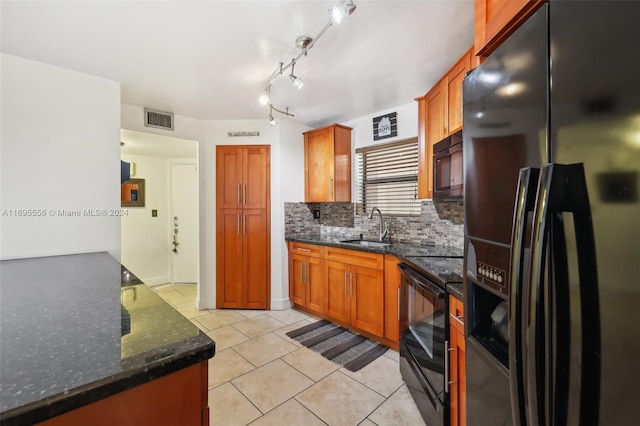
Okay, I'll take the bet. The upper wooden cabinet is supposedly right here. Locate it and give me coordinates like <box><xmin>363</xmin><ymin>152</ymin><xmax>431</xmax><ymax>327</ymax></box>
<box><xmin>417</xmin><ymin>48</ymin><xmax>472</xmax><ymax>199</ymax></box>
<box><xmin>304</xmin><ymin>124</ymin><xmax>352</xmax><ymax>202</ymax></box>
<box><xmin>474</xmin><ymin>0</ymin><xmax>545</xmax><ymax>57</ymax></box>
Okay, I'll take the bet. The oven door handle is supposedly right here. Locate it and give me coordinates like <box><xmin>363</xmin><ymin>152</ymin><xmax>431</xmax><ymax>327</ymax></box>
<box><xmin>398</xmin><ymin>263</ymin><xmax>446</xmax><ymax>297</ymax></box>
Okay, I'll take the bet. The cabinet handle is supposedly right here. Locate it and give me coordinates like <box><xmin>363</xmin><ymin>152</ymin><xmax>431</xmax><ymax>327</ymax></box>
<box><xmin>344</xmin><ymin>271</ymin><xmax>348</xmax><ymax>296</ymax></box>
<box><xmin>329</xmin><ymin>177</ymin><xmax>334</xmax><ymax>199</ymax></box>
<box><xmin>237</xmin><ymin>214</ymin><xmax>240</xmax><ymax>234</ymax></box>
<box><xmin>449</xmin><ymin>313</ymin><xmax>464</xmax><ymax>326</ymax></box>
<box><xmin>305</xmin><ymin>263</ymin><xmax>309</xmax><ymax>283</ymax></box>
<box><xmin>237</xmin><ymin>184</ymin><xmax>241</xmax><ymax>205</ymax></box>
<box><xmin>301</xmin><ymin>262</ymin><xmax>306</xmax><ymax>284</ymax></box>
<box><xmin>350</xmin><ymin>272</ymin><xmax>353</xmax><ymax>297</ymax></box>
<box><xmin>296</xmin><ymin>248</ymin><xmax>312</xmax><ymax>252</ymax></box>
<box><xmin>243</xmin><ymin>214</ymin><xmax>247</xmax><ymax>234</ymax></box>
<box><xmin>243</xmin><ymin>184</ymin><xmax>246</xmax><ymax>205</ymax></box>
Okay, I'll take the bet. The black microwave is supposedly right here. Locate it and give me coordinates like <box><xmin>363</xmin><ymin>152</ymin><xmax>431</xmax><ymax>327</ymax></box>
<box><xmin>433</xmin><ymin>131</ymin><xmax>463</xmax><ymax>199</ymax></box>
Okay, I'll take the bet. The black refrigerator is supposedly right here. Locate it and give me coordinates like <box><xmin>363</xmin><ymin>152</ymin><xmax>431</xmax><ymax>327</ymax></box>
<box><xmin>462</xmin><ymin>2</ymin><xmax>640</xmax><ymax>425</ymax></box>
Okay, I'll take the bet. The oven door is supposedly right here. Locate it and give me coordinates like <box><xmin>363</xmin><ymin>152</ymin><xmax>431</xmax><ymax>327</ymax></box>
<box><xmin>399</xmin><ymin>263</ymin><xmax>448</xmax><ymax>401</ymax></box>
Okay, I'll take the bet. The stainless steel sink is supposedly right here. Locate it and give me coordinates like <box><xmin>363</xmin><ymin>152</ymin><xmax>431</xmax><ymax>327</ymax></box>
<box><xmin>340</xmin><ymin>239</ymin><xmax>391</xmax><ymax>248</ymax></box>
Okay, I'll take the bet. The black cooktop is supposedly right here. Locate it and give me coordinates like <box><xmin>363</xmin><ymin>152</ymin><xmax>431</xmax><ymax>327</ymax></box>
<box><xmin>402</xmin><ymin>256</ymin><xmax>464</xmax><ymax>286</ymax></box>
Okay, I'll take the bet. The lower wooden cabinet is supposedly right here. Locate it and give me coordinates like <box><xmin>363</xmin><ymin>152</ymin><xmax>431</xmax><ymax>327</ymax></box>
<box><xmin>449</xmin><ymin>295</ymin><xmax>466</xmax><ymax>426</ymax></box>
<box><xmin>37</xmin><ymin>362</ymin><xmax>209</xmax><ymax>426</ymax></box>
<box><xmin>289</xmin><ymin>242</ymin><xmax>324</xmax><ymax>313</ymax></box>
<box><xmin>288</xmin><ymin>242</ymin><xmax>395</xmax><ymax>345</ymax></box>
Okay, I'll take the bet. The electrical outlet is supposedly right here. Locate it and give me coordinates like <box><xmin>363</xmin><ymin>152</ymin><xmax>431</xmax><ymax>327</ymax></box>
<box><xmin>152</xmin><ymin>209</ymin><xmax>158</xmax><ymax>217</ymax></box>
<box><xmin>313</xmin><ymin>209</ymin><xmax>321</xmax><ymax>219</ymax></box>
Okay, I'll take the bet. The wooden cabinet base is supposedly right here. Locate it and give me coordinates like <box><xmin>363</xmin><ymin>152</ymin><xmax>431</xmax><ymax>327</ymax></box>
<box><xmin>37</xmin><ymin>362</ymin><xmax>209</xmax><ymax>426</ymax></box>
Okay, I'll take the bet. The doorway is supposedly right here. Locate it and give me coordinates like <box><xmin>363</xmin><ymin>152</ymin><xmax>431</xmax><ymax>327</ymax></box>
<box><xmin>120</xmin><ymin>129</ymin><xmax>199</xmax><ymax>308</ymax></box>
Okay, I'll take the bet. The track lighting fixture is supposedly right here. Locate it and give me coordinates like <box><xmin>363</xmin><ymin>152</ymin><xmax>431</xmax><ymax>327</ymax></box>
<box><xmin>258</xmin><ymin>0</ymin><xmax>357</xmax><ymax>125</ymax></box>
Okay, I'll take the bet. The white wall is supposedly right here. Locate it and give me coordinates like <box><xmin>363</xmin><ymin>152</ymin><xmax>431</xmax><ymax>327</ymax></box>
<box><xmin>1</xmin><ymin>54</ymin><xmax>121</xmax><ymax>260</ymax></box>
<box><xmin>120</xmin><ymin>153</ymin><xmax>171</xmax><ymax>284</ymax></box>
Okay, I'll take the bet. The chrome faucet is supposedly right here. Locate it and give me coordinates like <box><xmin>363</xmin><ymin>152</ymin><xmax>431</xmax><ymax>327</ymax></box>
<box><xmin>368</xmin><ymin>207</ymin><xmax>388</xmax><ymax>241</ymax></box>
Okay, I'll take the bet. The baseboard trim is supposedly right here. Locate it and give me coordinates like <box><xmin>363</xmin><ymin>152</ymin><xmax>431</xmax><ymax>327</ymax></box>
<box><xmin>270</xmin><ymin>297</ymin><xmax>292</xmax><ymax>311</ymax></box>
<box><xmin>143</xmin><ymin>276</ymin><xmax>171</xmax><ymax>286</ymax></box>
<box><xmin>197</xmin><ymin>297</ymin><xmax>216</xmax><ymax>310</ymax></box>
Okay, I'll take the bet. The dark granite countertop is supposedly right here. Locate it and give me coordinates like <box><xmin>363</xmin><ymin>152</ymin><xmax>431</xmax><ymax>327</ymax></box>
<box><xmin>286</xmin><ymin>233</ymin><xmax>464</xmax><ymax>258</ymax></box>
<box><xmin>0</xmin><ymin>252</ymin><xmax>215</xmax><ymax>425</ymax></box>
<box><xmin>447</xmin><ymin>283</ymin><xmax>464</xmax><ymax>301</ymax></box>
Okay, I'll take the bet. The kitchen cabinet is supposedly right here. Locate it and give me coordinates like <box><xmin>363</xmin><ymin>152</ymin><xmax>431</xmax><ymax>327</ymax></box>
<box><xmin>449</xmin><ymin>295</ymin><xmax>466</xmax><ymax>426</ymax></box>
<box><xmin>383</xmin><ymin>255</ymin><xmax>401</xmax><ymax>345</ymax></box>
<box><xmin>37</xmin><ymin>362</ymin><xmax>209</xmax><ymax>426</ymax></box>
<box><xmin>289</xmin><ymin>241</ymin><xmax>324</xmax><ymax>313</ymax></box>
<box><xmin>324</xmin><ymin>247</ymin><xmax>384</xmax><ymax>337</ymax></box>
<box><xmin>416</xmin><ymin>48</ymin><xmax>472</xmax><ymax>199</ymax></box>
<box><xmin>216</xmin><ymin>146</ymin><xmax>270</xmax><ymax>309</ymax></box>
<box><xmin>474</xmin><ymin>0</ymin><xmax>545</xmax><ymax>57</ymax></box>
<box><xmin>303</xmin><ymin>124</ymin><xmax>352</xmax><ymax>202</ymax></box>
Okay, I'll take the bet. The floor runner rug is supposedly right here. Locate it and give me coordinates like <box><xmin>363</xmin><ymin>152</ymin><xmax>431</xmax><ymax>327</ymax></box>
<box><xmin>285</xmin><ymin>320</ymin><xmax>388</xmax><ymax>372</ymax></box>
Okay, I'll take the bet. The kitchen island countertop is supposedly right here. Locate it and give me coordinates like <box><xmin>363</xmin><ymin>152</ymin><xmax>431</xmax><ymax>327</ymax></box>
<box><xmin>0</xmin><ymin>252</ymin><xmax>215</xmax><ymax>425</ymax></box>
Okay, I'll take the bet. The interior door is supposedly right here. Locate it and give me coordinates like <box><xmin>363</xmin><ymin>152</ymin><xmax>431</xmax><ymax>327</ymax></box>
<box><xmin>171</xmin><ymin>164</ymin><xmax>198</xmax><ymax>283</ymax></box>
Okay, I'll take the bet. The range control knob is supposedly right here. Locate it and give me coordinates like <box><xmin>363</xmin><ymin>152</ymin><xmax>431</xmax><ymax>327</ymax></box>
<box><xmin>497</xmin><ymin>275</ymin><xmax>503</xmax><ymax>283</ymax></box>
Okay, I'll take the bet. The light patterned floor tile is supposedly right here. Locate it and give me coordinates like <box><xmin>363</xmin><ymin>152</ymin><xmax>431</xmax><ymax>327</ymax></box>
<box><xmin>383</xmin><ymin>348</ymin><xmax>400</xmax><ymax>362</ymax></box>
<box><xmin>195</xmin><ymin>310</ymin><xmax>247</xmax><ymax>331</ymax></box>
<box><xmin>358</xmin><ymin>419</ymin><xmax>378</xmax><ymax>426</ymax></box>
<box><xmin>232</xmin><ymin>359</ymin><xmax>314</xmax><ymax>414</ymax></box>
<box><xmin>339</xmin><ymin>354</ymin><xmax>404</xmax><ymax>397</ymax></box>
<box><xmin>232</xmin><ymin>314</ymin><xmax>286</xmax><ymax>338</ymax></box>
<box><xmin>208</xmin><ymin>382</ymin><xmax>261</xmax><ymax>426</ymax></box>
<box><xmin>265</xmin><ymin>308</ymin><xmax>312</xmax><ymax>325</ymax></box>
<box><xmin>177</xmin><ymin>305</ymin><xmax>210</xmax><ymax>319</ymax></box>
<box><xmin>233</xmin><ymin>333</ymin><xmax>297</xmax><ymax>367</ymax></box>
<box><xmin>208</xmin><ymin>349</ymin><xmax>255</xmax><ymax>389</ymax></box>
<box><xmin>205</xmin><ymin>325</ymin><xmax>250</xmax><ymax>351</ymax></box>
<box><xmin>174</xmin><ymin>284</ymin><xmax>197</xmax><ymax>296</ymax></box>
<box><xmin>296</xmin><ymin>371</ymin><xmax>385</xmax><ymax>426</ymax></box>
<box><xmin>249</xmin><ymin>399</ymin><xmax>326</xmax><ymax>426</ymax></box>
<box><xmin>234</xmin><ymin>309</ymin><xmax>267</xmax><ymax>319</ymax></box>
<box><xmin>282</xmin><ymin>348</ymin><xmax>340</xmax><ymax>382</ymax></box>
<box><xmin>367</xmin><ymin>384</ymin><xmax>426</xmax><ymax>426</ymax></box>
<box><xmin>272</xmin><ymin>320</ymin><xmax>314</xmax><ymax>347</ymax></box>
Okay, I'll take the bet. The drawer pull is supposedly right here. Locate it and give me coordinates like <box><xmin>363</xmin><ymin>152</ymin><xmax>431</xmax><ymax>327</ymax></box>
<box><xmin>296</xmin><ymin>248</ymin><xmax>312</xmax><ymax>252</ymax></box>
<box><xmin>450</xmin><ymin>313</ymin><xmax>464</xmax><ymax>326</ymax></box>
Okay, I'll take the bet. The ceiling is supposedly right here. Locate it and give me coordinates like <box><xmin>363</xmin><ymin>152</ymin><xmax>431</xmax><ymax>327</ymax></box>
<box><xmin>1</xmin><ymin>1</ymin><xmax>474</xmax><ymax>128</ymax></box>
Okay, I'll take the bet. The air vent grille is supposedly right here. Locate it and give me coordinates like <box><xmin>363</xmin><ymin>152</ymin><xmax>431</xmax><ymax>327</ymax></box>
<box><xmin>144</xmin><ymin>108</ymin><xmax>174</xmax><ymax>131</ymax></box>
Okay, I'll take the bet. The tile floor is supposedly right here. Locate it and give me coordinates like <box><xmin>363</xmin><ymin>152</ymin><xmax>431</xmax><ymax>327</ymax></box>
<box><xmin>153</xmin><ymin>283</ymin><xmax>426</xmax><ymax>426</ymax></box>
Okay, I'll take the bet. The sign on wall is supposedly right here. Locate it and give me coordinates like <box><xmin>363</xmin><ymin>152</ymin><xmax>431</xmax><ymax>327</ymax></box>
<box><xmin>373</xmin><ymin>112</ymin><xmax>397</xmax><ymax>141</ymax></box>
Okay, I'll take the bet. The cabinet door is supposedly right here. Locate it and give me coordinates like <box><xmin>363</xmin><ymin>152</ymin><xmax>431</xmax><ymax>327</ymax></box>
<box><xmin>242</xmin><ymin>209</ymin><xmax>269</xmax><ymax>309</ymax></box>
<box><xmin>446</xmin><ymin>50</ymin><xmax>471</xmax><ymax>135</ymax></box>
<box><xmin>350</xmin><ymin>265</ymin><xmax>384</xmax><ymax>337</ymax></box>
<box><xmin>424</xmin><ymin>80</ymin><xmax>446</xmax><ymax>198</ymax></box>
<box><xmin>325</xmin><ymin>260</ymin><xmax>350</xmax><ymax>324</ymax></box>
<box><xmin>304</xmin><ymin>127</ymin><xmax>335</xmax><ymax>202</ymax></box>
<box><xmin>216</xmin><ymin>146</ymin><xmax>243</xmax><ymax>209</ymax></box>
<box><xmin>290</xmin><ymin>253</ymin><xmax>306</xmax><ymax>306</ymax></box>
<box><xmin>243</xmin><ymin>146</ymin><xmax>269</xmax><ymax>209</ymax></box>
<box><xmin>417</xmin><ymin>97</ymin><xmax>430</xmax><ymax>199</ymax></box>
<box><xmin>474</xmin><ymin>0</ymin><xmax>544</xmax><ymax>57</ymax></box>
<box><xmin>306</xmin><ymin>256</ymin><xmax>324</xmax><ymax>313</ymax></box>
<box><xmin>216</xmin><ymin>209</ymin><xmax>243</xmax><ymax>308</ymax></box>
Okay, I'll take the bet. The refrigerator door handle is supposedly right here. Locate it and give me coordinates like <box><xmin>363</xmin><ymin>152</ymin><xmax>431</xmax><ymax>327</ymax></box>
<box><xmin>509</xmin><ymin>167</ymin><xmax>540</xmax><ymax>426</ymax></box>
<box><xmin>528</xmin><ymin>163</ymin><xmax>601</xmax><ymax>426</ymax></box>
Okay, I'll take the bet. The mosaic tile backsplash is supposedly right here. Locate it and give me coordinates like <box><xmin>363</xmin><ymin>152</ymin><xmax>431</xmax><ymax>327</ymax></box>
<box><xmin>284</xmin><ymin>200</ymin><xmax>464</xmax><ymax>249</ymax></box>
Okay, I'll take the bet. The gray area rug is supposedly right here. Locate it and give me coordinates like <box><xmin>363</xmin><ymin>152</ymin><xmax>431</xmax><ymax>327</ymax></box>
<box><xmin>285</xmin><ymin>320</ymin><xmax>388</xmax><ymax>372</ymax></box>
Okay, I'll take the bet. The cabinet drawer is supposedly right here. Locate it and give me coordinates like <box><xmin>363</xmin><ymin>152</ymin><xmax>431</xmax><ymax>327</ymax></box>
<box><xmin>289</xmin><ymin>241</ymin><xmax>324</xmax><ymax>258</ymax></box>
<box><xmin>324</xmin><ymin>246</ymin><xmax>383</xmax><ymax>270</ymax></box>
<box><xmin>449</xmin><ymin>295</ymin><xmax>465</xmax><ymax>334</ymax></box>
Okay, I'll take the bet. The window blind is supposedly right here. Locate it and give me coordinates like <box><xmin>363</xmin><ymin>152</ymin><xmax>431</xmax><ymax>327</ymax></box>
<box><xmin>356</xmin><ymin>138</ymin><xmax>420</xmax><ymax>216</ymax></box>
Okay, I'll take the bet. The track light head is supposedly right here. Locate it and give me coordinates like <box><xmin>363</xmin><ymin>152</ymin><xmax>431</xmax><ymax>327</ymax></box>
<box><xmin>289</xmin><ymin>74</ymin><xmax>304</xmax><ymax>90</ymax></box>
<box><xmin>259</xmin><ymin>94</ymin><xmax>270</xmax><ymax>105</ymax></box>
<box><xmin>268</xmin><ymin>114</ymin><xmax>278</xmax><ymax>126</ymax></box>
<box><xmin>331</xmin><ymin>3</ymin><xmax>348</xmax><ymax>24</ymax></box>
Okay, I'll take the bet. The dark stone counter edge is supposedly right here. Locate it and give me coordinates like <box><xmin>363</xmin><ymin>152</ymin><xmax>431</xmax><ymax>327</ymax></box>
<box><xmin>0</xmin><ymin>340</ymin><xmax>215</xmax><ymax>426</ymax></box>
<box><xmin>286</xmin><ymin>236</ymin><xmax>466</xmax><ymax>302</ymax></box>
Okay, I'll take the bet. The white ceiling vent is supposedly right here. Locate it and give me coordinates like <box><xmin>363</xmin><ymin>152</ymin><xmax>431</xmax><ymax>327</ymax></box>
<box><xmin>144</xmin><ymin>108</ymin><xmax>174</xmax><ymax>131</ymax></box>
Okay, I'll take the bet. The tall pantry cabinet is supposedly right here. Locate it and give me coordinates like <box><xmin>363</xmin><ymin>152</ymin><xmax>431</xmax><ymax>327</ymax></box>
<box><xmin>216</xmin><ymin>145</ymin><xmax>270</xmax><ymax>309</ymax></box>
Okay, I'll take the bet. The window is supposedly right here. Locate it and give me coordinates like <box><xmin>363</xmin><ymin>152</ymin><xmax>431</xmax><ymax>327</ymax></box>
<box><xmin>356</xmin><ymin>138</ymin><xmax>420</xmax><ymax>216</ymax></box>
